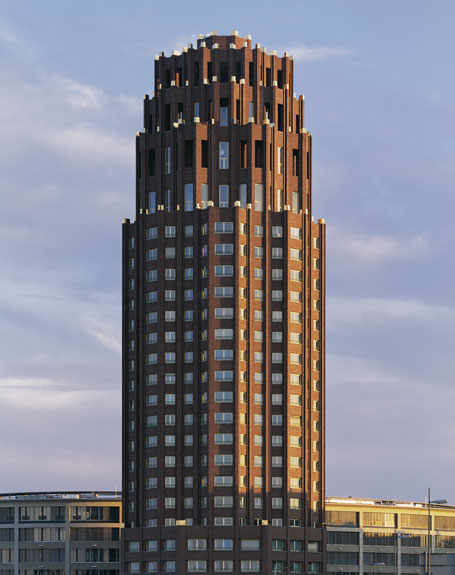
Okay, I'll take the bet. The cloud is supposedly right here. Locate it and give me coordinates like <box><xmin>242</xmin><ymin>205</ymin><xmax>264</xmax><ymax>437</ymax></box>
<box><xmin>0</xmin><ymin>377</ymin><xmax>117</xmax><ymax>410</ymax></box>
<box><xmin>0</xmin><ymin>17</ymin><xmax>37</xmax><ymax>61</ymax></box>
<box><xmin>52</xmin><ymin>77</ymin><xmax>107</xmax><ymax>110</ymax></box>
<box><xmin>328</xmin><ymin>296</ymin><xmax>455</xmax><ymax>328</ymax></box>
<box><xmin>284</xmin><ymin>42</ymin><xmax>352</xmax><ymax>62</ymax></box>
<box><xmin>328</xmin><ymin>227</ymin><xmax>428</xmax><ymax>264</ymax></box>
<box><xmin>81</xmin><ymin>317</ymin><xmax>122</xmax><ymax>356</ymax></box>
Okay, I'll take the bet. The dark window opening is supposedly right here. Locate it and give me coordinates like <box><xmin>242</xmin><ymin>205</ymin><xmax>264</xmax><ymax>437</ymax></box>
<box><xmin>236</xmin><ymin>99</ymin><xmax>240</xmax><ymax>123</ymax></box>
<box><xmin>194</xmin><ymin>61</ymin><xmax>200</xmax><ymax>87</ymax></box>
<box><xmin>184</xmin><ymin>140</ymin><xmax>193</xmax><ymax>168</ymax></box>
<box><xmin>220</xmin><ymin>62</ymin><xmax>229</xmax><ymax>83</ymax></box>
<box><xmin>264</xmin><ymin>102</ymin><xmax>271</xmax><ymax>121</ymax></box>
<box><xmin>147</xmin><ymin>114</ymin><xmax>153</xmax><ymax>132</ymax></box>
<box><xmin>235</xmin><ymin>61</ymin><xmax>241</xmax><ymax>82</ymax></box>
<box><xmin>201</xmin><ymin>140</ymin><xmax>208</xmax><ymax>168</ymax></box>
<box><xmin>207</xmin><ymin>61</ymin><xmax>213</xmax><ymax>83</ymax></box>
<box><xmin>296</xmin><ymin>114</ymin><xmax>300</xmax><ymax>132</ymax></box>
<box><xmin>293</xmin><ymin>150</ymin><xmax>299</xmax><ymax>176</ymax></box>
<box><xmin>220</xmin><ymin>98</ymin><xmax>229</xmax><ymax>126</ymax></box>
<box><xmin>164</xmin><ymin>104</ymin><xmax>171</xmax><ymax>131</ymax></box>
<box><xmin>137</xmin><ymin>151</ymin><xmax>141</xmax><ymax>179</ymax></box>
<box><xmin>240</xmin><ymin>141</ymin><xmax>247</xmax><ymax>169</ymax></box>
<box><xmin>277</xmin><ymin>104</ymin><xmax>284</xmax><ymax>131</ymax></box>
<box><xmin>165</xmin><ymin>69</ymin><xmax>171</xmax><ymax>89</ymax></box>
<box><xmin>208</xmin><ymin>99</ymin><xmax>213</xmax><ymax>121</ymax></box>
<box><xmin>266</xmin><ymin>67</ymin><xmax>271</xmax><ymax>87</ymax></box>
<box><xmin>177</xmin><ymin>102</ymin><xmax>183</xmax><ymax>122</ymax></box>
<box><xmin>176</xmin><ymin>67</ymin><xmax>182</xmax><ymax>87</ymax></box>
<box><xmin>249</xmin><ymin>62</ymin><xmax>254</xmax><ymax>86</ymax></box>
<box><xmin>255</xmin><ymin>140</ymin><xmax>264</xmax><ymax>168</ymax></box>
<box><xmin>277</xmin><ymin>69</ymin><xmax>283</xmax><ymax>89</ymax></box>
<box><xmin>149</xmin><ymin>149</ymin><xmax>156</xmax><ymax>176</ymax></box>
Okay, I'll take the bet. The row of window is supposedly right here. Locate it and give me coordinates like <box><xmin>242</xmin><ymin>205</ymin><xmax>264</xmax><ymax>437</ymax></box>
<box><xmin>150</xmin><ymin>143</ymin><xmax>295</xmax><ymax>177</ymax></box>
<box><xmin>128</xmin><ymin>559</ymin><xmax>320</xmax><ymax>574</ymax></box>
<box><xmin>130</xmin><ymin>224</ymin><xmax>315</xmax><ymax>242</ymax></box>
<box><xmin>142</xmin><ymin>447</ymin><xmax>321</xmax><ymax>469</ymax></box>
<box><xmin>129</xmin><ymin>537</ymin><xmax>315</xmax><ymax>552</ymax></box>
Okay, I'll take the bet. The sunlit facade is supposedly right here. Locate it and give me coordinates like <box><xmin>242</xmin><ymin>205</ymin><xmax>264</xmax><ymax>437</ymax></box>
<box><xmin>122</xmin><ymin>31</ymin><xmax>326</xmax><ymax>575</ymax></box>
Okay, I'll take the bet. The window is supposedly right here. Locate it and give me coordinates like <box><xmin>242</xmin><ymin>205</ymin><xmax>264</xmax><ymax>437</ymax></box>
<box><xmin>165</xmin><ymin>247</ymin><xmax>176</xmax><ymax>259</ymax></box>
<box><xmin>219</xmin><ymin>142</ymin><xmax>229</xmax><ymax>169</ymax></box>
<box><xmin>165</xmin><ymin>146</ymin><xmax>171</xmax><ymax>174</ymax></box>
<box><xmin>215</xmin><ymin>221</ymin><xmax>233</xmax><ymax>234</ymax></box>
<box><xmin>184</xmin><ymin>246</ymin><xmax>193</xmax><ymax>259</ymax></box>
<box><xmin>214</xmin><ymin>496</ymin><xmax>233</xmax><ymax>508</ymax></box>
<box><xmin>241</xmin><ymin>540</ymin><xmax>260</xmax><ymax>551</ymax></box>
<box><xmin>215</xmin><ymin>307</ymin><xmax>233</xmax><ymax>319</ymax></box>
<box><xmin>184</xmin><ymin>183</ymin><xmax>193</xmax><ymax>211</ymax></box>
<box><xmin>187</xmin><ymin>539</ymin><xmax>207</xmax><ymax>551</ymax></box>
<box><xmin>240</xmin><ymin>183</ymin><xmax>247</xmax><ymax>207</ymax></box>
<box><xmin>272</xmin><ymin>226</ymin><xmax>283</xmax><ymax>238</ymax></box>
<box><xmin>254</xmin><ymin>184</ymin><xmax>263</xmax><ymax>211</ymax></box>
<box><xmin>214</xmin><ymin>392</ymin><xmax>233</xmax><ymax>406</ymax></box>
<box><xmin>215</xmin><ymin>243</ymin><xmax>234</xmax><ymax>255</ymax></box>
<box><xmin>272</xmin><ymin>268</ymin><xmax>283</xmax><ymax>280</ymax></box>
<box><xmin>215</xmin><ymin>328</ymin><xmax>233</xmax><ymax>340</ymax></box>
<box><xmin>277</xmin><ymin>146</ymin><xmax>284</xmax><ymax>174</ymax></box>
<box><xmin>214</xmin><ymin>454</ymin><xmax>233</xmax><ymax>466</ymax></box>
<box><xmin>214</xmin><ymin>349</ymin><xmax>233</xmax><ymax>361</ymax></box>
<box><xmin>219</xmin><ymin>185</ymin><xmax>229</xmax><ymax>207</ymax></box>
<box><xmin>272</xmin><ymin>247</ymin><xmax>283</xmax><ymax>259</ymax></box>
<box><xmin>220</xmin><ymin>98</ymin><xmax>228</xmax><ymax>125</ymax></box>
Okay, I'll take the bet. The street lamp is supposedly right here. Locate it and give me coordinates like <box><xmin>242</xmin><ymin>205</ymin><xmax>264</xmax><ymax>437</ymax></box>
<box><xmin>427</xmin><ymin>488</ymin><xmax>448</xmax><ymax>575</ymax></box>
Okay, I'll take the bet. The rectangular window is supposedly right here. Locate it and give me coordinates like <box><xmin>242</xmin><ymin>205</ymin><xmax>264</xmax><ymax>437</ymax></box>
<box><xmin>215</xmin><ymin>221</ymin><xmax>233</xmax><ymax>234</ymax></box>
<box><xmin>220</xmin><ymin>98</ymin><xmax>228</xmax><ymax>126</ymax></box>
<box><xmin>219</xmin><ymin>142</ymin><xmax>229</xmax><ymax>169</ymax></box>
<box><xmin>277</xmin><ymin>147</ymin><xmax>284</xmax><ymax>174</ymax></box>
<box><xmin>148</xmin><ymin>191</ymin><xmax>156</xmax><ymax>213</ymax></box>
<box><xmin>255</xmin><ymin>140</ymin><xmax>263</xmax><ymax>168</ymax></box>
<box><xmin>184</xmin><ymin>183</ymin><xmax>193</xmax><ymax>211</ymax></box>
<box><xmin>236</xmin><ymin>184</ymin><xmax>246</xmax><ymax>211</ymax></box>
<box><xmin>165</xmin><ymin>146</ymin><xmax>171</xmax><ymax>174</ymax></box>
<box><xmin>254</xmin><ymin>184</ymin><xmax>264</xmax><ymax>212</ymax></box>
<box><xmin>201</xmin><ymin>183</ymin><xmax>208</xmax><ymax>208</ymax></box>
<box><xmin>219</xmin><ymin>185</ymin><xmax>229</xmax><ymax>207</ymax></box>
<box><xmin>165</xmin><ymin>189</ymin><xmax>172</xmax><ymax>212</ymax></box>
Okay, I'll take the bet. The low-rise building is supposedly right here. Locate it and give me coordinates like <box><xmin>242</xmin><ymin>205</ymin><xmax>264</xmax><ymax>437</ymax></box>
<box><xmin>326</xmin><ymin>497</ymin><xmax>455</xmax><ymax>575</ymax></box>
<box><xmin>0</xmin><ymin>491</ymin><xmax>121</xmax><ymax>575</ymax></box>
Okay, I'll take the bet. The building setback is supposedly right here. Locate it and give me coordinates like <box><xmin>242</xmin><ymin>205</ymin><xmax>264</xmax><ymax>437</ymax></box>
<box><xmin>122</xmin><ymin>31</ymin><xmax>326</xmax><ymax>575</ymax></box>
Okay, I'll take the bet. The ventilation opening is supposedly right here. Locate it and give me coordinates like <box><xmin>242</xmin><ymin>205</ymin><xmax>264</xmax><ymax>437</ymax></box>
<box><xmin>235</xmin><ymin>61</ymin><xmax>241</xmax><ymax>82</ymax></box>
<box><xmin>148</xmin><ymin>149</ymin><xmax>155</xmax><ymax>176</ymax></box>
<box><xmin>277</xmin><ymin>69</ymin><xmax>283</xmax><ymax>89</ymax></box>
<box><xmin>165</xmin><ymin>69</ymin><xmax>171</xmax><ymax>89</ymax></box>
<box><xmin>277</xmin><ymin>104</ymin><xmax>284</xmax><ymax>132</ymax></box>
<box><xmin>194</xmin><ymin>61</ymin><xmax>200</xmax><ymax>87</ymax></box>
<box><xmin>184</xmin><ymin>140</ymin><xmax>193</xmax><ymax>168</ymax></box>
<box><xmin>220</xmin><ymin>62</ymin><xmax>229</xmax><ymax>83</ymax></box>
<box><xmin>201</xmin><ymin>140</ymin><xmax>208</xmax><ymax>168</ymax></box>
<box><xmin>255</xmin><ymin>141</ymin><xmax>264</xmax><ymax>169</ymax></box>
<box><xmin>164</xmin><ymin>104</ymin><xmax>171</xmax><ymax>131</ymax></box>
<box><xmin>293</xmin><ymin>150</ymin><xmax>299</xmax><ymax>176</ymax></box>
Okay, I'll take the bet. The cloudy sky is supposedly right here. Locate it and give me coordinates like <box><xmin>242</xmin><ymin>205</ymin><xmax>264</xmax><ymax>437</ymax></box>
<box><xmin>0</xmin><ymin>0</ymin><xmax>453</xmax><ymax>503</ymax></box>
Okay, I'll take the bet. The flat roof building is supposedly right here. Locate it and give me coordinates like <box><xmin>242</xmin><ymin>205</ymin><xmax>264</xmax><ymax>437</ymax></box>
<box><xmin>326</xmin><ymin>496</ymin><xmax>455</xmax><ymax>575</ymax></box>
<box><xmin>0</xmin><ymin>491</ymin><xmax>121</xmax><ymax>575</ymax></box>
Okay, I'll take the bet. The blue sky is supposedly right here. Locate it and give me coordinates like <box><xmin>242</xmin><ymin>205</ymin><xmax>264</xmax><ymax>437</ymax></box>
<box><xmin>0</xmin><ymin>0</ymin><xmax>453</xmax><ymax>502</ymax></box>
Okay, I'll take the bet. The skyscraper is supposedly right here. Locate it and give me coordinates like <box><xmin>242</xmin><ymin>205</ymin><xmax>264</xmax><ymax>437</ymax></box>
<box><xmin>122</xmin><ymin>31</ymin><xmax>325</xmax><ymax>575</ymax></box>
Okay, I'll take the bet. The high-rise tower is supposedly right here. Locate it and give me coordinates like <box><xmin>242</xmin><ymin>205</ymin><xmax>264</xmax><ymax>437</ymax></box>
<box><xmin>122</xmin><ymin>31</ymin><xmax>326</xmax><ymax>575</ymax></box>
